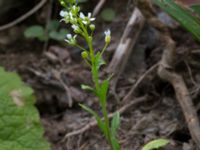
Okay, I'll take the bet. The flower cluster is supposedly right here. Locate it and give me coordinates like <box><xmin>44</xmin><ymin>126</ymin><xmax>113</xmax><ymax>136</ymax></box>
<box><xmin>59</xmin><ymin>4</ymin><xmax>111</xmax><ymax>46</ymax></box>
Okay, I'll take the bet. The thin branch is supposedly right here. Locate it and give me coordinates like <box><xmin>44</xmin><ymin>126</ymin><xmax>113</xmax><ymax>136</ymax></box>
<box><xmin>61</xmin><ymin>96</ymin><xmax>147</xmax><ymax>142</ymax></box>
<box><xmin>0</xmin><ymin>0</ymin><xmax>47</xmax><ymax>31</ymax></box>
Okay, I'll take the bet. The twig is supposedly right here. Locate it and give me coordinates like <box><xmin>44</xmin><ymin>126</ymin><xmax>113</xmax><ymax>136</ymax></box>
<box><xmin>52</xmin><ymin>70</ymin><xmax>73</xmax><ymax>107</ymax></box>
<box><xmin>122</xmin><ymin>63</ymin><xmax>159</xmax><ymax>102</ymax></box>
<box><xmin>158</xmin><ymin>36</ymin><xmax>200</xmax><ymax>149</ymax></box>
<box><xmin>61</xmin><ymin>96</ymin><xmax>147</xmax><ymax>142</ymax></box>
<box><xmin>0</xmin><ymin>0</ymin><xmax>47</xmax><ymax>31</ymax></box>
<box><xmin>92</xmin><ymin>0</ymin><xmax>106</xmax><ymax>17</ymax></box>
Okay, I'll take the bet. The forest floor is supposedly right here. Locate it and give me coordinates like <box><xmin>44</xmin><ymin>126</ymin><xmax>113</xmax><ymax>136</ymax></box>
<box><xmin>0</xmin><ymin>0</ymin><xmax>200</xmax><ymax>150</ymax></box>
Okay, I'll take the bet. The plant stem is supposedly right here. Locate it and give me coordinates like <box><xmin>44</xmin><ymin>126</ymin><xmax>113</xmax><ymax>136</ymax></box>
<box><xmin>87</xmin><ymin>38</ymin><xmax>114</xmax><ymax>150</ymax></box>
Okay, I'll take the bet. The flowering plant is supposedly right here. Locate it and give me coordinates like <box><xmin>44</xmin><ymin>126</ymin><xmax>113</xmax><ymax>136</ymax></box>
<box><xmin>59</xmin><ymin>0</ymin><xmax>120</xmax><ymax>149</ymax></box>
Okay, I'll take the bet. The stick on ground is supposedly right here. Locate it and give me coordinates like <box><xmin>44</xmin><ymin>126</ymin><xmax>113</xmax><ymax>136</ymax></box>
<box><xmin>0</xmin><ymin>0</ymin><xmax>47</xmax><ymax>31</ymax></box>
<box><xmin>107</xmin><ymin>8</ymin><xmax>145</xmax><ymax>99</ymax></box>
<box><xmin>61</xmin><ymin>96</ymin><xmax>147</xmax><ymax>142</ymax></box>
<box><xmin>158</xmin><ymin>36</ymin><xmax>200</xmax><ymax>149</ymax></box>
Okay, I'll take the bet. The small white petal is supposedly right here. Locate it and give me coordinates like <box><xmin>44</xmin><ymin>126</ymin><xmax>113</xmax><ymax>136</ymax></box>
<box><xmin>60</xmin><ymin>10</ymin><xmax>68</xmax><ymax>17</ymax></box>
<box><xmin>88</xmin><ymin>12</ymin><xmax>92</xmax><ymax>18</ymax></box>
<box><xmin>80</xmin><ymin>12</ymin><xmax>85</xmax><ymax>19</ymax></box>
<box><xmin>104</xmin><ymin>29</ymin><xmax>111</xmax><ymax>36</ymax></box>
<box><xmin>64</xmin><ymin>39</ymin><xmax>70</xmax><ymax>43</ymax></box>
<box><xmin>90</xmin><ymin>18</ymin><xmax>95</xmax><ymax>21</ymax></box>
<box><xmin>72</xmin><ymin>25</ymin><xmax>78</xmax><ymax>30</ymax></box>
<box><xmin>66</xmin><ymin>34</ymin><xmax>72</xmax><ymax>39</ymax></box>
<box><xmin>73</xmin><ymin>35</ymin><xmax>77</xmax><ymax>39</ymax></box>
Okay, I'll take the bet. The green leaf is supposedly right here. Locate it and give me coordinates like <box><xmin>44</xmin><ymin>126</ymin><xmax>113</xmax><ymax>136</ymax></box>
<box><xmin>94</xmin><ymin>52</ymin><xmax>106</xmax><ymax>70</ymax></box>
<box><xmin>0</xmin><ymin>67</ymin><xmax>50</xmax><ymax>150</ymax></box>
<box><xmin>47</xmin><ymin>20</ymin><xmax>60</xmax><ymax>31</ymax></box>
<box><xmin>24</xmin><ymin>25</ymin><xmax>45</xmax><ymax>40</ymax></box>
<box><xmin>79</xmin><ymin>104</ymin><xmax>108</xmax><ymax>139</ymax></box>
<box><xmin>98</xmin><ymin>79</ymin><xmax>109</xmax><ymax>105</ymax></box>
<box><xmin>81</xmin><ymin>84</ymin><xmax>94</xmax><ymax>91</ymax></box>
<box><xmin>110</xmin><ymin>112</ymin><xmax>120</xmax><ymax>150</ymax></box>
<box><xmin>142</xmin><ymin>139</ymin><xmax>169</xmax><ymax>150</ymax></box>
<box><xmin>101</xmin><ymin>8</ymin><xmax>116</xmax><ymax>22</ymax></box>
<box><xmin>111</xmin><ymin>112</ymin><xmax>120</xmax><ymax>137</ymax></box>
<box><xmin>153</xmin><ymin>0</ymin><xmax>200</xmax><ymax>42</ymax></box>
<box><xmin>111</xmin><ymin>136</ymin><xmax>120</xmax><ymax>150</ymax></box>
<box><xmin>191</xmin><ymin>4</ymin><xmax>200</xmax><ymax>15</ymax></box>
<box><xmin>49</xmin><ymin>29</ymin><xmax>68</xmax><ymax>41</ymax></box>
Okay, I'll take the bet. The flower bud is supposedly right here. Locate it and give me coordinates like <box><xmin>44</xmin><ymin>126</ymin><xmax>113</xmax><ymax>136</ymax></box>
<box><xmin>105</xmin><ymin>35</ymin><xmax>111</xmax><ymax>43</ymax></box>
<box><xmin>81</xmin><ymin>51</ymin><xmax>88</xmax><ymax>59</ymax></box>
<box><xmin>89</xmin><ymin>24</ymin><xmax>95</xmax><ymax>31</ymax></box>
<box><xmin>104</xmin><ymin>29</ymin><xmax>111</xmax><ymax>43</ymax></box>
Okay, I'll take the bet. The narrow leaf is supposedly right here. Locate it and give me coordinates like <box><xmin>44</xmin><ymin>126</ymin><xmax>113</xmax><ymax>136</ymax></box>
<box><xmin>142</xmin><ymin>139</ymin><xmax>169</xmax><ymax>150</ymax></box>
<box><xmin>111</xmin><ymin>112</ymin><xmax>120</xmax><ymax>137</ymax></box>
<box><xmin>98</xmin><ymin>79</ymin><xmax>109</xmax><ymax>105</ymax></box>
<box><xmin>79</xmin><ymin>104</ymin><xmax>108</xmax><ymax>139</ymax></box>
<box><xmin>153</xmin><ymin>0</ymin><xmax>200</xmax><ymax>42</ymax></box>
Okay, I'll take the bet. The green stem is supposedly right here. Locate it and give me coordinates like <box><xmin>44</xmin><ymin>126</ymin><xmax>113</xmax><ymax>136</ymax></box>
<box><xmin>87</xmin><ymin>37</ymin><xmax>114</xmax><ymax>150</ymax></box>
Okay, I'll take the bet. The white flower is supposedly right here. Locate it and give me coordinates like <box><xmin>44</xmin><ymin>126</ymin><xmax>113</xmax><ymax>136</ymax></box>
<box><xmin>72</xmin><ymin>25</ymin><xmax>78</xmax><ymax>30</ymax></box>
<box><xmin>80</xmin><ymin>12</ymin><xmax>85</xmax><ymax>19</ymax></box>
<box><xmin>71</xmin><ymin>24</ymin><xmax>80</xmax><ymax>33</ymax></box>
<box><xmin>66</xmin><ymin>34</ymin><xmax>72</xmax><ymax>39</ymax></box>
<box><xmin>104</xmin><ymin>29</ymin><xmax>111</xmax><ymax>43</ymax></box>
<box><xmin>87</xmin><ymin>13</ymin><xmax>95</xmax><ymax>21</ymax></box>
<box><xmin>104</xmin><ymin>29</ymin><xmax>111</xmax><ymax>36</ymax></box>
<box><xmin>65</xmin><ymin>34</ymin><xmax>77</xmax><ymax>45</ymax></box>
<box><xmin>60</xmin><ymin>10</ymin><xmax>68</xmax><ymax>17</ymax></box>
<box><xmin>79</xmin><ymin>12</ymin><xmax>95</xmax><ymax>25</ymax></box>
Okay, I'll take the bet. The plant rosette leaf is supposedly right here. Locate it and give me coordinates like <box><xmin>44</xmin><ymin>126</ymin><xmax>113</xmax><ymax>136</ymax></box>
<box><xmin>24</xmin><ymin>25</ymin><xmax>46</xmax><ymax>41</ymax></box>
<box><xmin>0</xmin><ymin>67</ymin><xmax>50</xmax><ymax>150</ymax></box>
<box><xmin>101</xmin><ymin>8</ymin><xmax>116</xmax><ymax>22</ymax></box>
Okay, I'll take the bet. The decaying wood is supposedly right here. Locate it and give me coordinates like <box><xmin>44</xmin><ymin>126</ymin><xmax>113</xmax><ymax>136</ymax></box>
<box><xmin>158</xmin><ymin>36</ymin><xmax>200</xmax><ymax>149</ymax></box>
<box><xmin>107</xmin><ymin>7</ymin><xmax>145</xmax><ymax>98</ymax></box>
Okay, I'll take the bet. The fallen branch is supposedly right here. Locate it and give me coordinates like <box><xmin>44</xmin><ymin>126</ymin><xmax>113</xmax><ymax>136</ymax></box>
<box><xmin>158</xmin><ymin>36</ymin><xmax>200</xmax><ymax>149</ymax></box>
<box><xmin>0</xmin><ymin>0</ymin><xmax>47</xmax><ymax>31</ymax></box>
<box><xmin>107</xmin><ymin>7</ymin><xmax>145</xmax><ymax>99</ymax></box>
<box><xmin>61</xmin><ymin>96</ymin><xmax>147</xmax><ymax>142</ymax></box>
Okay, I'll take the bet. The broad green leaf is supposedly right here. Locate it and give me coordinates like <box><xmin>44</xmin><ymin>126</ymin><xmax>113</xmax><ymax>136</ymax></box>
<box><xmin>0</xmin><ymin>67</ymin><xmax>50</xmax><ymax>150</ymax></box>
<box><xmin>101</xmin><ymin>8</ymin><xmax>116</xmax><ymax>22</ymax></box>
<box><xmin>79</xmin><ymin>104</ymin><xmax>108</xmax><ymax>139</ymax></box>
<box><xmin>47</xmin><ymin>20</ymin><xmax>60</xmax><ymax>31</ymax></box>
<box><xmin>153</xmin><ymin>0</ymin><xmax>200</xmax><ymax>42</ymax></box>
<box><xmin>24</xmin><ymin>25</ymin><xmax>45</xmax><ymax>40</ymax></box>
<box><xmin>49</xmin><ymin>29</ymin><xmax>68</xmax><ymax>41</ymax></box>
<box><xmin>142</xmin><ymin>139</ymin><xmax>169</xmax><ymax>150</ymax></box>
<box><xmin>111</xmin><ymin>112</ymin><xmax>120</xmax><ymax>137</ymax></box>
